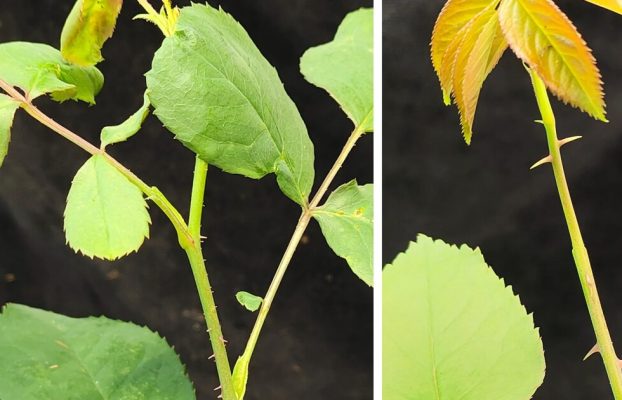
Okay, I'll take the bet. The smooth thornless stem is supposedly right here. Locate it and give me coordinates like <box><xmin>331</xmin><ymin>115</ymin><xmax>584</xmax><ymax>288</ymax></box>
<box><xmin>185</xmin><ymin>156</ymin><xmax>236</xmax><ymax>400</ymax></box>
<box><xmin>529</xmin><ymin>69</ymin><xmax>622</xmax><ymax>399</ymax></box>
<box><xmin>240</xmin><ymin>124</ymin><xmax>366</xmax><ymax>369</ymax></box>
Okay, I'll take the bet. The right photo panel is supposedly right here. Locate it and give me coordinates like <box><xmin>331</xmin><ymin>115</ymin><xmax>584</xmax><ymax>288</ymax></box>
<box><xmin>383</xmin><ymin>1</ymin><xmax>622</xmax><ymax>399</ymax></box>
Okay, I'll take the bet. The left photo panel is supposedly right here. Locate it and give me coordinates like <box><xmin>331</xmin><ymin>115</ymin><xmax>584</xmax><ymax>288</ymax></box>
<box><xmin>0</xmin><ymin>1</ymin><xmax>373</xmax><ymax>400</ymax></box>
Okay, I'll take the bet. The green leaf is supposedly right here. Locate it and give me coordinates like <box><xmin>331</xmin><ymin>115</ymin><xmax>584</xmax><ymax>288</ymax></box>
<box><xmin>0</xmin><ymin>94</ymin><xmax>21</xmax><ymax>168</ymax></box>
<box><xmin>0</xmin><ymin>42</ymin><xmax>104</xmax><ymax>104</ymax></box>
<box><xmin>147</xmin><ymin>4</ymin><xmax>315</xmax><ymax>206</ymax></box>
<box><xmin>0</xmin><ymin>303</ymin><xmax>195</xmax><ymax>400</ymax></box>
<box><xmin>383</xmin><ymin>235</ymin><xmax>545</xmax><ymax>400</ymax></box>
<box><xmin>312</xmin><ymin>181</ymin><xmax>373</xmax><ymax>286</ymax></box>
<box><xmin>64</xmin><ymin>154</ymin><xmax>151</xmax><ymax>260</ymax></box>
<box><xmin>60</xmin><ymin>0</ymin><xmax>123</xmax><ymax>66</ymax></box>
<box><xmin>235</xmin><ymin>291</ymin><xmax>263</xmax><ymax>312</ymax></box>
<box><xmin>101</xmin><ymin>91</ymin><xmax>151</xmax><ymax>148</ymax></box>
<box><xmin>300</xmin><ymin>8</ymin><xmax>373</xmax><ymax>133</ymax></box>
<box><xmin>232</xmin><ymin>355</ymin><xmax>250</xmax><ymax>400</ymax></box>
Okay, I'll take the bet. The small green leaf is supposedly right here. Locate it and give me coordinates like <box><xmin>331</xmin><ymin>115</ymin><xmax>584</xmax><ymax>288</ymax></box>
<box><xmin>64</xmin><ymin>154</ymin><xmax>151</xmax><ymax>260</ymax></box>
<box><xmin>101</xmin><ymin>91</ymin><xmax>151</xmax><ymax>148</ymax></box>
<box><xmin>0</xmin><ymin>94</ymin><xmax>21</xmax><ymax>168</ymax></box>
<box><xmin>147</xmin><ymin>4</ymin><xmax>315</xmax><ymax>206</ymax></box>
<box><xmin>232</xmin><ymin>355</ymin><xmax>250</xmax><ymax>400</ymax></box>
<box><xmin>0</xmin><ymin>42</ymin><xmax>103</xmax><ymax>104</ymax></box>
<box><xmin>312</xmin><ymin>181</ymin><xmax>373</xmax><ymax>286</ymax></box>
<box><xmin>0</xmin><ymin>303</ymin><xmax>196</xmax><ymax>400</ymax></box>
<box><xmin>235</xmin><ymin>291</ymin><xmax>263</xmax><ymax>312</ymax></box>
<box><xmin>301</xmin><ymin>8</ymin><xmax>373</xmax><ymax>133</ymax></box>
<box><xmin>60</xmin><ymin>0</ymin><xmax>123</xmax><ymax>66</ymax></box>
<box><xmin>383</xmin><ymin>235</ymin><xmax>545</xmax><ymax>400</ymax></box>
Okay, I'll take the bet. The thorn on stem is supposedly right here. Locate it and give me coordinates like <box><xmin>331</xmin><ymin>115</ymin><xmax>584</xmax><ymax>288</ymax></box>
<box><xmin>530</xmin><ymin>155</ymin><xmax>552</xmax><ymax>170</ymax></box>
<box><xmin>534</xmin><ymin>119</ymin><xmax>544</xmax><ymax>125</ymax></box>
<box><xmin>558</xmin><ymin>135</ymin><xmax>582</xmax><ymax>148</ymax></box>
<box><xmin>213</xmin><ymin>386</ymin><xmax>222</xmax><ymax>391</ymax></box>
<box><xmin>209</xmin><ymin>354</ymin><xmax>215</xmax><ymax>360</ymax></box>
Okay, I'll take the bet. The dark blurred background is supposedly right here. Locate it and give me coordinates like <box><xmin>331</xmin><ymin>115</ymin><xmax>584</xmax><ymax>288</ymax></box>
<box><xmin>384</xmin><ymin>1</ymin><xmax>622</xmax><ymax>399</ymax></box>
<box><xmin>0</xmin><ymin>1</ymin><xmax>373</xmax><ymax>399</ymax></box>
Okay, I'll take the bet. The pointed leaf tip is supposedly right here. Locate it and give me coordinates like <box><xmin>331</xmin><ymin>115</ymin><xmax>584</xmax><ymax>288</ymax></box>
<box><xmin>498</xmin><ymin>0</ymin><xmax>606</xmax><ymax>121</ymax></box>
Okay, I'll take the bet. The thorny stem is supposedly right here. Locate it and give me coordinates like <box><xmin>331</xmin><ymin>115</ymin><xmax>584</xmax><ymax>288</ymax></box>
<box><xmin>0</xmin><ymin>78</ymin><xmax>236</xmax><ymax>400</ymax></box>
<box><xmin>529</xmin><ymin>69</ymin><xmax>622</xmax><ymax>399</ymax></box>
<box><xmin>240</xmin><ymin>120</ymin><xmax>368</xmax><ymax>372</ymax></box>
<box><xmin>186</xmin><ymin>156</ymin><xmax>236</xmax><ymax>400</ymax></box>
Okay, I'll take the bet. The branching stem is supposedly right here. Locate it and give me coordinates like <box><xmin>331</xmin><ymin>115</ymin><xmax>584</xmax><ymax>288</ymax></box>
<box><xmin>240</xmin><ymin>123</ymin><xmax>367</xmax><ymax>371</ymax></box>
<box><xmin>0</xmin><ymin>78</ymin><xmax>235</xmax><ymax>400</ymax></box>
<box><xmin>529</xmin><ymin>69</ymin><xmax>622</xmax><ymax>399</ymax></box>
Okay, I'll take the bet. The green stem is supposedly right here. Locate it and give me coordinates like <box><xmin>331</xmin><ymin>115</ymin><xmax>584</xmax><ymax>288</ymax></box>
<box><xmin>240</xmin><ymin>124</ymin><xmax>365</xmax><ymax>370</ymax></box>
<box><xmin>529</xmin><ymin>69</ymin><xmax>622</xmax><ymax>399</ymax></box>
<box><xmin>0</xmin><ymin>79</ymin><xmax>235</xmax><ymax>399</ymax></box>
<box><xmin>185</xmin><ymin>156</ymin><xmax>235</xmax><ymax>400</ymax></box>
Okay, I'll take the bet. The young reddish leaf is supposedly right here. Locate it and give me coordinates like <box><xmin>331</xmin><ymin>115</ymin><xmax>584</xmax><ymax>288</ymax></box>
<box><xmin>584</xmin><ymin>0</ymin><xmax>622</xmax><ymax>15</ymax></box>
<box><xmin>431</xmin><ymin>0</ymin><xmax>500</xmax><ymax>92</ymax></box>
<box><xmin>450</xmin><ymin>10</ymin><xmax>506</xmax><ymax>144</ymax></box>
<box><xmin>498</xmin><ymin>0</ymin><xmax>606</xmax><ymax>121</ymax></box>
<box><xmin>61</xmin><ymin>0</ymin><xmax>123</xmax><ymax>66</ymax></box>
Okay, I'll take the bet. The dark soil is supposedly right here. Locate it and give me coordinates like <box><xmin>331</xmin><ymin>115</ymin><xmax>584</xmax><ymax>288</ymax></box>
<box><xmin>384</xmin><ymin>1</ymin><xmax>622</xmax><ymax>398</ymax></box>
<box><xmin>0</xmin><ymin>1</ymin><xmax>373</xmax><ymax>399</ymax></box>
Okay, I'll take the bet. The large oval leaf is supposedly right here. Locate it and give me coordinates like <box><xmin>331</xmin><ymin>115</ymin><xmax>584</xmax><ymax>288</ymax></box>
<box><xmin>0</xmin><ymin>304</ymin><xmax>195</xmax><ymax>400</ymax></box>
<box><xmin>0</xmin><ymin>42</ymin><xmax>103</xmax><ymax>104</ymax></box>
<box><xmin>383</xmin><ymin>236</ymin><xmax>545</xmax><ymax>399</ymax></box>
<box><xmin>147</xmin><ymin>4</ymin><xmax>315</xmax><ymax>206</ymax></box>
<box><xmin>498</xmin><ymin>0</ymin><xmax>606</xmax><ymax>120</ymax></box>
<box><xmin>300</xmin><ymin>8</ymin><xmax>373</xmax><ymax>133</ymax></box>
<box><xmin>64</xmin><ymin>154</ymin><xmax>151</xmax><ymax>260</ymax></box>
<box><xmin>60</xmin><ymin>0</ymin><xmax>123</xmax><ymax>66</ymax></box>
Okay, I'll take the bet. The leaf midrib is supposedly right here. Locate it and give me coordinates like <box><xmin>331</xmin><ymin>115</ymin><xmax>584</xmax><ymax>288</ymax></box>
<box><xmin>514</xmin><ymin>0</ymin><xmax>600</xmax><ymax>115</ymax></box>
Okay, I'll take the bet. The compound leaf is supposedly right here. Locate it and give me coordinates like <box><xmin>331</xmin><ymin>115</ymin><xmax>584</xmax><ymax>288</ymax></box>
<box><xmin>300</xmin><ymin>8</ymin><xmax>373</xmax><ymax>133</ymax></box>
<box><xmin>101</xmin><ymin>91</ymin><xmax>151</xmax><ymax>148</ymax></box>
<box><xmin>383</xmin><ymin>235</ymin><xmax>545</xmax><ymax>400</ymax></box>
<box><xmin>0</xmin><ymin>304</ymin><xmax>195</xmax><ymax>400</ymax></box>
<box><xmin>235</xmin><ymin>291</ymin><xmax>263</xmax><ymax>312</ymax></box>
<box><xmin>312</xmin><ymin>181</ymin><xmax>373</xmax><ymax>286</ymax></box>
<box><xmin>0</xmin><ymin>42</ymin><xmax>103</xmax><ymax>104</ymax></box>
<box><xmin>498</xmin><ymin>0</ymin><xmax>606</xmax><ymax>120</ymax></box>
<box><xmin>0</xmin><ymin>94</ymin><xmax>21</xmax><ymax>168</ymax></box>
<box><xmin>64</xmin><ymin>154</ymin><xmax>150</xmax><ymax>260</ymax></box>
<box><xmin>147</xmin><ymin>4</ymin><xmax>315</xmax><ymax>206</ymax></box>
<box><xmin>584</xmin><ymin>0</ymin><xmax>622</xmax><ymax>15</ymax></box>
<box><xmin>431</xmin><ymin>0</ymin><xmax>500</xmax><ymax>96</ymax></box>
<box><xmin>60</xmin><ymin>0</ymin><xmax>123</xmax><ymax>66</ymax></box>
